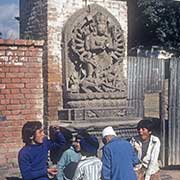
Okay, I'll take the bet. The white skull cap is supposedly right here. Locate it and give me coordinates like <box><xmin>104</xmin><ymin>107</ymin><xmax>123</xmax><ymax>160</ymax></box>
<box><xmin>102</xmin><ymin>126</ymin><xmax>117</xmax><ymax>138</ymax></box>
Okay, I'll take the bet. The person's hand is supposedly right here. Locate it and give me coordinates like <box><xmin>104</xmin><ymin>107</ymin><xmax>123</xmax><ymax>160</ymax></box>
<box><xmin>48</xmin><ymin>166</ymin><xmax>58</xmax><ymax>176</ymax></box>
<box><xmin>49</xmin><ymin>126</ymin><xmax>60</xmax><ymax>140</ymax></box>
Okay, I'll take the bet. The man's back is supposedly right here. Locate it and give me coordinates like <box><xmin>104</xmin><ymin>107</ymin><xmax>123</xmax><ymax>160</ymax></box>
<box><xmin>73</xmin><ymin>156</ymin><xmax>102</xmax><ymax>180</ymax></box>
<box><xmin>102</xmin><ymin>137</ymin><xmax>138</xmax><ymax>180</ymax></box>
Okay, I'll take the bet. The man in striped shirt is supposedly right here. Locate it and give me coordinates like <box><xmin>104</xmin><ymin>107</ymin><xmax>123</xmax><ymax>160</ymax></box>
<box><xmin>73</xmin><ymin>135</ymin><xmax>102</xmax><ymax>180</ymax></box>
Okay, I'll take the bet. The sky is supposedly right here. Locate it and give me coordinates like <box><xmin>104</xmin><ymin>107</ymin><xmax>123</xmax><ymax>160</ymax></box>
<box><xmin>0</xmin><ymin>0</ymin><xmax>19</xmax><ymax>39</ymax></box>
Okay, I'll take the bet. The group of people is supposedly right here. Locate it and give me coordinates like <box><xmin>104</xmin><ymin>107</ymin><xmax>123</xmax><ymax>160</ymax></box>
<box><xmin>18</xmin><ymin>119</ymin><xmax>161</xmax><ymax>180</ymax></box>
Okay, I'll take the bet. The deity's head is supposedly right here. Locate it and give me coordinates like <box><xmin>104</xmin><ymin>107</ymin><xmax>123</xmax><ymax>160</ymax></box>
<box><xmin>95</xmin><ymin>12</ymin><xmax>108</xmax><ymax>35</ymax></box>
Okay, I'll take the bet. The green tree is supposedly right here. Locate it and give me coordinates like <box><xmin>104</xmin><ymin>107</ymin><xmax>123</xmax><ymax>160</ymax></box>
<box><xmin>136</xmin><ymin>0</ymin><xmax>180</xmax><ymax>50</ymax></box>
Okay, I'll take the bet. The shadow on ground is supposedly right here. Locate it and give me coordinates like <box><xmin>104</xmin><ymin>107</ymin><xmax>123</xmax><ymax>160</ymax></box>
<box><xmin>161</xmin><ymin>165</ymin><xmax>180</xmax><ymax>170</ymax></box>
<box><xmin>6</xmin><ymin>177</ymin><xmax>22</xmax><ymax>180</ymax></box>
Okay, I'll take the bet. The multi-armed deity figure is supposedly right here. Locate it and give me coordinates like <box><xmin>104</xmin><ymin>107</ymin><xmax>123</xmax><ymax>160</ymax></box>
<box><xmin>69</xmin><ymin>11</ymin><xmax>125</xmax><ymax>93</ymax></box>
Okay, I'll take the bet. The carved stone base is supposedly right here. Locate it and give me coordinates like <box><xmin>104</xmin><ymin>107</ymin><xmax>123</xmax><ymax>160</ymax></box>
<box><xmin>65</xmin><ymin>92</ymin><xmax>127</xmax><ymax>108</ymax></box>
<box><xmin>58</xmin><ymin>117</ymin><xmax>141</xmax><ymax>139</ymax></box>
<box><xmin>59</xmin><ymin>106</ymin><xmax>129</xmax><ymax>121</ymax></box>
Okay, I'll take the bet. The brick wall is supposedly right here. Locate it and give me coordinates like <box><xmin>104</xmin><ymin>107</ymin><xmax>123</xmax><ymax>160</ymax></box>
<box><xmin>0</xmin><ymin>39</ymin><xmax>44</xmax><ymax>178</ymax></box>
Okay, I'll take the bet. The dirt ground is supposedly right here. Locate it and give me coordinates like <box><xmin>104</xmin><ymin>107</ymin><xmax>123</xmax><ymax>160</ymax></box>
<box><xmin>160</xmin><ymin>167</ymin><xmax>180</xmax><ymax>180</ymax></box>
<box><xmin>2</xmin><ymin>167</ymin><xmax>180</xmax><ymax>180</ymax></box>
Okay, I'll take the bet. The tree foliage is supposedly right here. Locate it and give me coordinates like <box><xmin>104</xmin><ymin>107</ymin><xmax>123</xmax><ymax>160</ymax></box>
<box><xmin>136</xmin><ymin>0</ymin><xmax>180</xmax><ymax>50</ymax></box>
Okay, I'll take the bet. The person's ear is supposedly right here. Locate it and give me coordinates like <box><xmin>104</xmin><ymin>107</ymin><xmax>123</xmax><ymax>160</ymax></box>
<box><xmin>149</xmin><ymin>131</ymin><xmax>152</xmax><ymax>135</ymax></box>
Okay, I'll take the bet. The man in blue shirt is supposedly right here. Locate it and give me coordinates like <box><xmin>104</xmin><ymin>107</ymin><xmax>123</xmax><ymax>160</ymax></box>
<box><xmin>102</xmin><ymin>126</ymin><xmax>139</xmax><ymax>180</ymax></box>
<box><xmin>18</xmin><ymin>121</ymin><xmax>66</xmax><ymax>180</ymax></box>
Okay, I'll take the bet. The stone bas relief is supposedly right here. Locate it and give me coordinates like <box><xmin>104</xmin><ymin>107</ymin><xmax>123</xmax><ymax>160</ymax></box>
<box><xmin>63</xmin><ymin>4</ymin><xmax>127</xmax><ymax>109</ymax></box>
<box><xmin>67</xmin><ymin>10</ymin><xmax>126</xmax><ymax>93</ymax></box>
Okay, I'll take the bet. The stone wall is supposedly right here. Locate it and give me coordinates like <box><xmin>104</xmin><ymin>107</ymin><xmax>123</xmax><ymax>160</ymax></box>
<box><xmin>20</xmin><ymin>0</ymin><xmax>128</xmax><ymax>124</ymax></box>
<box><xmin>20</xmin><ymin>0</ymin><xmax>47</xmax><ymax>40</ymax></box>
<box><xmin>0</xmin><ymin>39</ymin><xmax>44</xmax><ymax>178</ymax></box>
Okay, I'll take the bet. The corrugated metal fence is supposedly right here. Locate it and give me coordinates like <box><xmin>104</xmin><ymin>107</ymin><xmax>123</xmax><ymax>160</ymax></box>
<box><xmin>168</xmin><ymin>58</ymin><xmax>180</xmax><ymax>165</ymax></box>
<box><xmin>127</xmin><ymin>56</ymin><xmax>165</xmax><ymax>117</ymax></box>
<box><xmin>128</xmin><ymin>56</ymin><xmax>180</xmax><ymax>165</ymax></box>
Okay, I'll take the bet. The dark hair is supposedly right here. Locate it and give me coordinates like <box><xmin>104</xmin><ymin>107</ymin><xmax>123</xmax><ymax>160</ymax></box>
<box><xmin>137</xmin><ymin>119</ymin><xmax>154</xmax><ymax>132</ymax></box>
<box><xmin>22</xmin><ymin>121</ymin><xmax>42</xmax><ymax>145</ymax></box>
<box><xmin>80</xmin><ymin>135</ymin><xmax>99</xmax><ymax>157</ymax></box>
<box><xmin>75</xmin><ymin>128</ymin><xmax>90</xmax><ymax>140</ymax></box>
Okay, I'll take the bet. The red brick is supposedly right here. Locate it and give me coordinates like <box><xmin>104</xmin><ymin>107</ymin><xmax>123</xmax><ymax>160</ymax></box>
<box><xmin>19</xmin><ymin>67</ymin><xmax>29</xmax><ymax>72</ymax></box>
<box><xmin>0</xmin><ymin>138</ymin><xmax>7</xmax><ymax>143</ymax></box>
<box><xmin>20</xmin><ymin>78</ymin><xmax>31</xmax><ymax>83</ymax></box>
<box><xmin>18</xmin><ymin>51</ymin><xmax>25</xmax><ymax>56</ymax></box>
<box><xmin>1</xmin><ymin>78</ymin><xmax>11</xmax><ymax>83</ymax></box>
<box><xmin>25</xmin><ymin>63</ymin><xmax>42</xmax><ymax>68</ymax></box>
<box><xmin>0</xmin><ymin>67</ymin><xmax>9</xmax><ymax>73</ymax></box>
<box><xmin>1</xmin><ymin>110</ymin><xmax>11</xmax><ymax>115</ymax></box>
<box><xmin>11</xmin><ymin>110</ymin><xmax>21</xmax><ymax>115</ymax></box>
<box><xmin>0</xmin><ymin>46</ymin><xmax>7</xmax><ymax>50</ymax></box>
<box><xmin>0</xmin><ymin>39</ymin><xmax>4</xmax><ymax>44</ymax></box>
<box><xmin>25</xmin><ymin>73</ymin><xmax>40</xmax><ymax>78</ymax></box>
<box><xmin>6</xmin><ymin>83</ymin><xmax>24</xmax><ymax>89</ymax></box>
<box><xmin>20</xmin><ymin>89</ymin><xmax>31</xmax><ymax>93</ymax></box>
<box><xmin>0</xmin><ymin>156</ymin><xmax>7</xmax><ymax>165</ymax></box>
<box><xmin>4</xmin><ymin>39</ymin><xmax>15</xmax><ymax>45</ymax></box>
<box><xmin>0</xmin><ymin>99</ymin><xmax>10</xmax><ymax>105</ymax></box>
<box><xmin>14</xmin><ymin>39</ymin><xmax>27</xmax><ymax>46</ymax></box>
<box><xmin>7</xmin><ymin>104</ymin><xmax>25</xmax><ymax>110</ymax></box>
<box><xmin>21</xmin><ymin>110</ymin><xmax>31</xmax><ymax>115</ymax></box>
<box><xmin>9</xmin><ymin>67</ymin><xmax>19</xmax><ymax>73</ymax></box>
<box><xmin>0</xmin><ymin>84</ymin><xmax>6</xmax><ymax>89</ymax></box>
<box><xmin>0</xmin><ymin>95</ymin><xmax>5</xmax><ymax>99</ymax></box>
<box><xmin>0</xmin><ymin>73</ymin><xmax>5</xmax><ymax>78</ymax></box>
<box><xmin>25</xmin><ymin>94</ymin><xmax>43</xmax><ymax>99</ymax></box>
<box><xmin>0</xmin><ymin>51</ymin><xmax>5</xmax><ymax>56</ymax></box>
<box><xmin>6</xmin><ymin>51</ymin><xmax>14</xmax><ymax>56</ymax></box>
<box><xmin>5</xmin><ymin>152</ymin><xmax>16</xmax><ymax>159</ymax></box>
<box><xmin>7</xmin><ymin>114</ymin><xmax>23</xmax><ymax>120</ymax></box>
<box><xmin>28</xmin><ymin>68</ymin><xmax>42</xmax><ymax>73</ymax></box>
<box><xmin>6</xmin><ymin>72</ymin><xmax>25</xmax><ymax>78</ymax></box>
<box><xmin>11</xmin><ymin>78</ymin><xmax>21</xmax><ymax>83</ymax></box>
<box><xmin>0</xmin><ymin>89</ymin><xmax>10</xmax><ymax>94</ymax></box>
<box><xmin>0</xmin><ymin>105</ymin><xmax>6</xmax><ymax>111</ymax></box>
<box><xmin>11</xmin><ymin>89</ymin><xmax>20</xmax><ymax>94</ymax></box>
<box><xmin>19</xmin><ymin>99</ymin><xmax>27</xmax><ymax>104</ymax></box>
<box><xmin>26</xmin><ymin>84</ymin><xmax>43</xmax><ymax>89</ymax></box>
<box><xmin>25</xmin><ymin>114</ymin><xmax>38</xmax><ymax>120</ymax></box>
<box><xmin>10</xmin><ymin>99</ymin><xmax>20</xmax><ymax>104</ymax></box>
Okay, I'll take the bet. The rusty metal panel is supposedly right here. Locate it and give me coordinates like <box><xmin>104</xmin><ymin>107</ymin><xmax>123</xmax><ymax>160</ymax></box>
<box><xmin>127</xmin><ymin>57</ymin><xmax>165</xmax><ymax>117</ymax></box>
<box><xmin>168</xmin><ymin>58</ymin><xmax>180</xmax><ymax>165</ymax></box>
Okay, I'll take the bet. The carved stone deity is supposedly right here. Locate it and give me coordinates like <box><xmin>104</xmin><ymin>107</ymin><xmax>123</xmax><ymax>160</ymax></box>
<box><xmin>62</xmin><ymin>4</ymin><xmax>127</xmax><ymax>108</ymax></box>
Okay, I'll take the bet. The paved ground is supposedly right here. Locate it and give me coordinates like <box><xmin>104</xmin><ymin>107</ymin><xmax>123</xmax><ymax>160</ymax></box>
<box><xmin>160</xmin><ymin>170</ymin><xmax>180</xmax><ymax>180</ymax></box>
<box><xmin>2</xmin><ymin>167</ymin><xmax>180</xmax><ymax>180</ymax></box>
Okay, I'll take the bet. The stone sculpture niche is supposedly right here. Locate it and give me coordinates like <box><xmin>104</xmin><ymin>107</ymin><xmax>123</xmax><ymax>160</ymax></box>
<box><xmin>61</xmin><ymin>4</ymin><xmax>127</xmax><ymax>121</ymax></box>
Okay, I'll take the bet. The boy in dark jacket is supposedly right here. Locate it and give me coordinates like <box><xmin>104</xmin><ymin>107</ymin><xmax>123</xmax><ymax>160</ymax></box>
<box><xmin>18</xmin><ymin>121</ymin><xmax>66</xmax><ymax>180</ymax></box>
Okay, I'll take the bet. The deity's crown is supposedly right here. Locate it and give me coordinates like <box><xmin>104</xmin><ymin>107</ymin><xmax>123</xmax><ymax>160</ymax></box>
<box><xmin>95</xmin><ymin>12</ymin><xmax>107</xmax><ymax>24</ymax></box>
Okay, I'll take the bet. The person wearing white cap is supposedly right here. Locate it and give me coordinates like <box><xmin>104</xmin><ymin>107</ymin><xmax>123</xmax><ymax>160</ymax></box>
<box><xmin>101</xmin><ymin>126</ymin><xmax>139</xmax><ymax>180</ymax></box>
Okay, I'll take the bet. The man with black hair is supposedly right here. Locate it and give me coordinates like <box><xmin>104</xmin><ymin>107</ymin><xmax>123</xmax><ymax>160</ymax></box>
<box><xmin>131</xmin><ymin>119</ymin><xmax>161</xmax><ymax>180</ymax></box>
<box><xmin>18</xmin><ymin>121</ymin><xmax>66</xmax><ymax>180</ymax></box>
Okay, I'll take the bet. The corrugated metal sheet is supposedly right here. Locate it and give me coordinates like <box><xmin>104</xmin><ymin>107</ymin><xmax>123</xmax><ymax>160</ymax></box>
<box><xmin>168</xmin><ymin>58</ymin><xmax>180</xmax><ymax>165</ymax></box>
<box><xmin>127</xmin><ymin>57</ymin><xmax>165</xmax><ymax>117</ymax></box>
